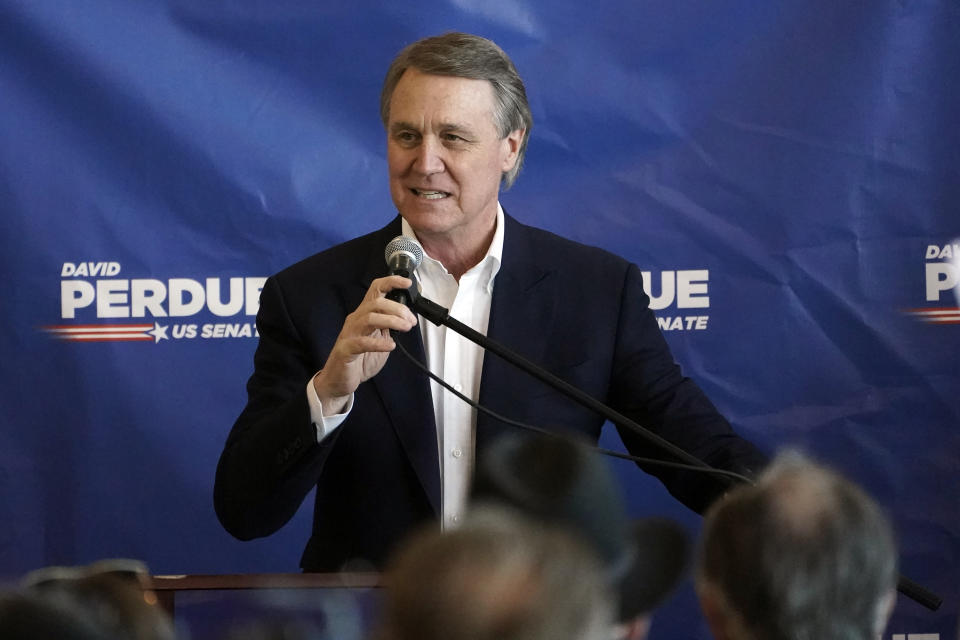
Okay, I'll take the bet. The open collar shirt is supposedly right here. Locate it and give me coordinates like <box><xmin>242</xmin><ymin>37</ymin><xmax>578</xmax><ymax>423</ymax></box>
<box><xmin>307</xmin><ymin>204</ymin><xmax>505</xmax><ymax>529</ymax></box>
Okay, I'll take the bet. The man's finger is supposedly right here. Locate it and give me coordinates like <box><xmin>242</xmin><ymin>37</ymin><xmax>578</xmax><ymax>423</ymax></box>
<box><xmin>368</xmin><ymin>275</ymin><xmax>413</xmax><ymax>300</ymax></box>
<box><xmin>339</xmin><ymin>335</ymin><xmax>397</xmax><ymax>355</ymax></box>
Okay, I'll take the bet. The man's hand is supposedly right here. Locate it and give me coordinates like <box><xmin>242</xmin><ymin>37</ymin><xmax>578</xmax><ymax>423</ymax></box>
<box><xmin>312</xmin><ymin>275</ymin><xmax>418</xmax><ymax>414</ymax></box>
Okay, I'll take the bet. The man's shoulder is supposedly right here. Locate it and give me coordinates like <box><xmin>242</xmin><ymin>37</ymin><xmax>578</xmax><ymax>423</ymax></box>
<box><xmin>507</xmin><ymin>216</ymin><xmax>631</xmax><ymax>273</ymax></box>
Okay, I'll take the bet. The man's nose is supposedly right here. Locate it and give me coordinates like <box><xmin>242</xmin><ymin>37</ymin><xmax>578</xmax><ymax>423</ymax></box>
<box><xmin>413</xmin><ymin>137</ymin><xmax>444</xmax><ymax>175</ymax></box>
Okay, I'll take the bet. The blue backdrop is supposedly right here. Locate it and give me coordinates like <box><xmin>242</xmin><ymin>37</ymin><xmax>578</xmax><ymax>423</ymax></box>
<box><xmin>1</xmin><ymin>1</ymin><xmax>957</xmax><ymax>638</ymax></box>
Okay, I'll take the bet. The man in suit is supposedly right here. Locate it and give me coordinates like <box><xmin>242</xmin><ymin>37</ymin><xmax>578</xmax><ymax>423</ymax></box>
<box><xmin>214</xmin><ymin>32</ymin><xmax>766</xmax><ymax>571</ymax></box>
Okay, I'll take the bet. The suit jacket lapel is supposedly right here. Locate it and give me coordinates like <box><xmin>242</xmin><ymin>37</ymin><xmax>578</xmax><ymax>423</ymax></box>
<box><xmin>361</xmin><ymin>219</ymin><xmax>441</xmax><ymax>514</ymax></box>
<box><xmin>356</xmin><ymin>214</ymin><xmax>557</xmax><ymax>510</ymax></box>
<box><xmin>477</xmin><ymin>213</ymin><xmax>558</xmax><ymax>451</ymax></box>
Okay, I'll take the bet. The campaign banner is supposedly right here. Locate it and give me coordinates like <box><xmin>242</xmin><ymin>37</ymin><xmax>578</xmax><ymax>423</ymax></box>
<box><xmin>1</xmin><ymin>1</ymin><xmax>957</xmax><ymax>638</ymax></box>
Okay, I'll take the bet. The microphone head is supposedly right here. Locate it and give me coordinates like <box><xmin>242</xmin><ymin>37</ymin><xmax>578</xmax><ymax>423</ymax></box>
<box><xmin>385</xmin><ymin>235</ymin><xmax>424</xmax><ymax>270</ymax></box>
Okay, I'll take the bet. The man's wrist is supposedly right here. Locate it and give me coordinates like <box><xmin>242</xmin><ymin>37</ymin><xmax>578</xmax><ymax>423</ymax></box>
<box><xmin>312</xmin><ymin>371</ymin><xmax>350</xmax><ymax>415</ymax></box>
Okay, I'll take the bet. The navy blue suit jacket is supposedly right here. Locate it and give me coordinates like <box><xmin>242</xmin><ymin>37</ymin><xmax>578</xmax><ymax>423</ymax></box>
<box><xmin>214</xmin><ymin>214</ymin><xmax>766</xmax><ymax>571</ymax></box>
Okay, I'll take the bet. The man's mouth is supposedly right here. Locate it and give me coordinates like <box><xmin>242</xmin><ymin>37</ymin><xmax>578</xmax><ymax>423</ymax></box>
<box><xmin>410</xmin><ymin>188</ymin><xmax>450</xmax><ymax>200</ymax></box>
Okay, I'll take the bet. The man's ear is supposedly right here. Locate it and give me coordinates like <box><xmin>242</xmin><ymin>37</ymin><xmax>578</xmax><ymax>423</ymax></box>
<box><xmin>696</xmin><ymin>580</ymin><xmax>734</xmax><ymax>640</ymax></box>
<box><xmin>500</xmin><ymin>128</ymin><xmax>525</xmax><ymax>172</ymax></box>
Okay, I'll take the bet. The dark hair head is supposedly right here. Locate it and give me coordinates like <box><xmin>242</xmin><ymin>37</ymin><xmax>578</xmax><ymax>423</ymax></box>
<box><xmin>22</xmin><ymin>560</ymin><xmax>174</xmax><ymax>640</ymax></box>
<box><xmin>380</xmin><ymin>32</ymin><xmax>533</xmax><ymax>188</ymax></box>
<box><xmin>0</xmin><ymin>590</ymin><xmax>112</xmax><ymax>640</ymax></box>
<box><xmin>471</xmin><ymin>432</ymin><xmax>690</xmax><ymax>622</ymax></box>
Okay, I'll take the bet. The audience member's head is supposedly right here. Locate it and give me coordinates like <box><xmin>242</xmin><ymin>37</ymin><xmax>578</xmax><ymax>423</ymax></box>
<box><xmin>375</xmin><ymin>508</ymin><xmax>614</xmax><ymax>640</ymax></box>
<box><xmin>22</xmin><ymin>558</ymin><xmax>176</xmax><ymax>640</ymax></box>
<box><xmin>0</xmin><ymin>589</ymin><xmax>112</xmax><ymax>640</ymax></box>
<box><xmin>471</xmin><ymin>432</ymin><xmax>689</xmax><ymax>640</ymax></box>
<box><xmin>696</xmin><ymin>451</ymin><xmax>898</xmax><ymax>640</ymax></box>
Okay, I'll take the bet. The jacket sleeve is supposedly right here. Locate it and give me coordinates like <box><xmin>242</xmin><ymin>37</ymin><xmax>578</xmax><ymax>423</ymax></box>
<box><xmin>213</xmin><ymin>275</ymin><xmax>338</xmax><ymax>540</ymax></box>
<box><xmin>608</xmin><ymin>263</ymin><xmax>767</xmax><ymax>513</ymax></box>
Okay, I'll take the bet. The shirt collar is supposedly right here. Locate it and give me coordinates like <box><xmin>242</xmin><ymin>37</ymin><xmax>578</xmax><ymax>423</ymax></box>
<box><xmin>401</xmin><ymin>203</ymin><xmax>504</xmax><ymax>292</ymax></box>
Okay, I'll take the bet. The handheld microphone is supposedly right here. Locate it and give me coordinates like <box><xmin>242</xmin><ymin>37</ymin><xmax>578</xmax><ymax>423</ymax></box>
<box><xmin>384</xmin><ymin>235</ymin><xmax>423</xmax><ymax>306</ymax></box>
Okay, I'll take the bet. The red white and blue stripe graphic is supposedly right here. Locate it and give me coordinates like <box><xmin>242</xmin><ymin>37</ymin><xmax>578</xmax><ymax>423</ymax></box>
<box><xmin>902</xmin><ymin>307</ymin><xmax>960</xmax><ymax>324</ymax></box>
<box><xmin>42</xmin><ymin>323</ymin><xmax>156</xmax><ymax>342</ymax></box>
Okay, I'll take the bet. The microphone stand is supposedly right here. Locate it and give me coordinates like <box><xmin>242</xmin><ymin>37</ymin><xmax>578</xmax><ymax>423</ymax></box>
<box><xmin>408</xmin><ymin>293</ymin><xmax>726</xmax><ymax>480</ymax></box>
<box><xmin>398</xmin><ymin>285</ymin><xmax>943</xmax><ymax>612</ymax></box>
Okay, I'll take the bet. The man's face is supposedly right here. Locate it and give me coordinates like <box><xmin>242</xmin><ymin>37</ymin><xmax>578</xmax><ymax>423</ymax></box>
<box><xmin>387</xmin><ymin>68</ymin><xmax>523</xmax><ymax>246</ymax></box>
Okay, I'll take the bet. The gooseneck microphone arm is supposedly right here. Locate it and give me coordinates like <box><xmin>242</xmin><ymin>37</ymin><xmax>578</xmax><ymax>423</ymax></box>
<box><xmin>410</xmin><ymin>294</ymin><xmax>730</xmax><ymax>482</ymax></box>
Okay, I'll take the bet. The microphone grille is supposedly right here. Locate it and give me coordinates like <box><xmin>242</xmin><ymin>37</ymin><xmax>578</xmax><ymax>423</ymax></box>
<box><xmin>385</xmin><ymin>235</ymin><xmax>424</xmax><ymax>269</ymax></box>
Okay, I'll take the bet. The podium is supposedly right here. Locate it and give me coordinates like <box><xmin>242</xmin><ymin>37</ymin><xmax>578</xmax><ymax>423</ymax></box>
<box><xmin>149</xmin><ymin>573</ymin><xmax>382</xmax><ymax>638</ymax></box>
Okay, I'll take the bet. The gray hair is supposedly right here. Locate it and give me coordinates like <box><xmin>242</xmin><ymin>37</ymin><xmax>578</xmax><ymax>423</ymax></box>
<box><xmin>697</xmin><ymin>451</ymin><xmax>898</xmax><ymax>640</ymax></box>
<box><xmin>377</xmin><ymin>507</ymin><xmax>613</xmax><ymax>640</ymax></box>
<box><xmin>380</xmin><ymin>32</ymin><xmax>533</xmax><ymax>189</ymax></box>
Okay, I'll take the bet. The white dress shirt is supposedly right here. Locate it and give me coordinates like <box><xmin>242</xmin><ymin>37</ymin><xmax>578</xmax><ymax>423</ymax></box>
<box><xmin>306</xmin><ymin>205</ymin><xmax>504</xmax><ymax>529</ymax></box>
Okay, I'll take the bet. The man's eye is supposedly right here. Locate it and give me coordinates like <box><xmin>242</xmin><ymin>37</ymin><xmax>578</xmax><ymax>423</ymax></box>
<box><xmin>443</xmin><ymin>133</ymin><xmax>465</xmax><ymax>142</ymax></box>
<box><xmin>396</xmin><ymin>132</ymin><xmax>418</xmax><ymax>143</ymax></box>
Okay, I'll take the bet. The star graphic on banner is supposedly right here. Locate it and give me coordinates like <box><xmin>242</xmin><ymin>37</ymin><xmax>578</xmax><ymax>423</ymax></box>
<box><xmin>147</xmin><ymin>322</ymin><xmax>169</xmax><ymax>343</ymax></box>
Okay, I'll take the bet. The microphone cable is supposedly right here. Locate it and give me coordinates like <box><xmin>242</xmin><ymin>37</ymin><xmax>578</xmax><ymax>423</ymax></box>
<box><xmin>392</xmin><ymin>335</ymin><xmax>754</xmax><ymax>486</ymax></box>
